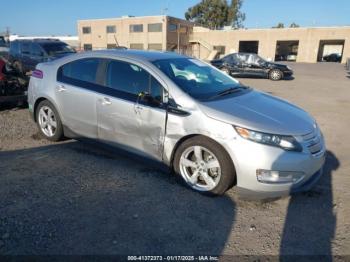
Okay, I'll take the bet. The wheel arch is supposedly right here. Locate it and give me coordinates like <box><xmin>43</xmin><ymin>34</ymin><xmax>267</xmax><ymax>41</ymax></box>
<box><xmin>33</xmin><ymin>97</ymin><xmax>59</xmax><ymax>122</ymax></box>
<box><xmin>269</xmin><ymin>68</ymin><xmax>284</xmax><ymax>80</ymax></box>
<box><xmin>169</xmin><ymin>134</ymin><xmax>237</xmax><ymax>186</ymax></box>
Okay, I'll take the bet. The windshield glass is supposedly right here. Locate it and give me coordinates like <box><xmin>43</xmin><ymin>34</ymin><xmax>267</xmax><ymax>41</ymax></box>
<box><xmin>152</xmin><ymin>58</ymin><xmax>242</xmax><ymax>100</ymax></box>
<box><xmin>41</xmin><ymin>43</ymin><xmax>75</xmax><ymax>56</ymax></box>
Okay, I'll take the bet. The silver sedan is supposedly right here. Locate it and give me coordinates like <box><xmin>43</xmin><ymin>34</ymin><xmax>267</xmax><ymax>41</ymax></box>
<box><xmin>28</xmin><ymin>50</ymin><xmax>326</xmax><ymax>198</ymax></box>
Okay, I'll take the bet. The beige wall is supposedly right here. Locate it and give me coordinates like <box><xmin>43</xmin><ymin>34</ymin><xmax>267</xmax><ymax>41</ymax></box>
<box><xmin>78</xmin><ymin>16</ymin><xmax>350</xmax><ymax>64</ymax></box>
<box><xmin>78</xmin><ymin>16</ymin><xmax>193</xmax><ymax>52</ymax></box>
<box><xmin>191</xmin><ymin>26</ymin><xmax>350</xmax><ymax>63</ymax></box>
<box><xmin>166</xmin><ymin>17</ymin><xmax>194</xmax><ymax>54</ymax></box>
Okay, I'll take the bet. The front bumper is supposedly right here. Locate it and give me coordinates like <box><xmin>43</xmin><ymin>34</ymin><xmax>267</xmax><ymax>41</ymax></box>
<box><xmin>237</xmin><ymin>167</ymin><xmax>324</xmax><ymax>199</ymax></box>
<box><xmin>221</xmin><ymin>132</ymin><xmax>326</xmax><ymax>200</ymax></box>
<box><xmin>283</xmin><ymin>70</ymin><xmax>293</xmax><ymax>76</ymax></box>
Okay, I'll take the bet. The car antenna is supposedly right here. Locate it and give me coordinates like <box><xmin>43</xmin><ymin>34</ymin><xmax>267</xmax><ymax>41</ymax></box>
<box><xmin>113</xmin><ymin>34</ymin><xmax>119</xmax><ymax>47</ymax></box>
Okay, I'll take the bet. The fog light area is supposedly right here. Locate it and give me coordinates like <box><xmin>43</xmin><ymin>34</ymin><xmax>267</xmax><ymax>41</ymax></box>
<box><xmin>256</xmin><ymin>169</ymin><xmax>305</xmax><ymax>184</ymax></box>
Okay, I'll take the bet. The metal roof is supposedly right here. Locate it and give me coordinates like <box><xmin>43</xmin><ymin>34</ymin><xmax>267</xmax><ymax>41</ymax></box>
<box><xmin>88</xmin><ymin>49</ymin><xmax>189</xmax><ymax>61</ymax></box>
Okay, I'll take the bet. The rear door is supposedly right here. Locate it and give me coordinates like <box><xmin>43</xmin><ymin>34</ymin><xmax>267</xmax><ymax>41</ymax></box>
<box><xmin>236</xmin><ymin>53</ymin><xmax>251</xmax><ymax>76</ymax></box>
<box><xmin>96</xmin><ymin>58</ymin><xmax>167</xmax><ymax>160</ymax></box>
<box><xmin>56</xmin><ymin>58</ymin><xmax>102</xmax><ymax>138</ymax></box>
<box><xmin>225</xmin><ymin>54</ymin><xmax>241</xmax><ymax>76</ymax></box>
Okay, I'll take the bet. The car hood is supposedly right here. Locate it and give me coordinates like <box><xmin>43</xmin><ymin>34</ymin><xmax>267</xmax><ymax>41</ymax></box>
<box><xmin>199</xmin><ymin>90</ymin><xmax>314</xmax><ymax>135</ymax></box>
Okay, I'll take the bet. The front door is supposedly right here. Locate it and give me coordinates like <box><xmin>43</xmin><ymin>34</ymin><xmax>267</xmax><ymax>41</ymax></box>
<box><xmin>245</xmin><ymin>54</ymin><xmax>266</xmax><ymax>77</ymax></box>
<box><xmin>97</xmin><ymin>59</ymin><xmax>167</xmax><ymax>160</ymax></box>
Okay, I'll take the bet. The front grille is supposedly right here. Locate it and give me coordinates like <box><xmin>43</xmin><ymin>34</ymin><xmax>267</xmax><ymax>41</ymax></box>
<box><xmin>302</xmin><ymin>129</ymin><xmax>323</xmax><ymax>156</ymax></box>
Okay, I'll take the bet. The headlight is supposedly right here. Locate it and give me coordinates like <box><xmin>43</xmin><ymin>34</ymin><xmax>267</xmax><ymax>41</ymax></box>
<box><xmin>287</xmin><ymin>66</ymin><xmax>292</xmax><ymax>70</ymax></box>
<box><xmin>234</xmin><ymin>126</ymin><xmax>302</xmax><ymax>152</ymax></box>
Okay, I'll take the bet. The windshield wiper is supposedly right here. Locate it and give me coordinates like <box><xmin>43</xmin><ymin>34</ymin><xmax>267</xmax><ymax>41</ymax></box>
<box><xmin>209</xmin><ymin>86</ymin><xmax>245</xmax><ymax>100</ymax></box>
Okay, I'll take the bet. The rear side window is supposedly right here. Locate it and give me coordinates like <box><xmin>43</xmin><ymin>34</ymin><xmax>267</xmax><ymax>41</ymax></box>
<box><xmin>106</xmin><ymin>60</ymin><xmax>163</xmax><ymax>102</ymax></box>
<box><xmin>31</xmin><ymin>44</ymin><xmax>44</xmax><ymax>56</ymax></box>
<box><xmin>40</xmin><ymin>42</ymin><xmax>75</xmax><ymax>56</ymax></box>
<box><xmin>57</xmin><ymin>58</ymin><xmax>100</xmax><ymax>86</ymax></box>
<box><xmin>10</xmin><ymin>41</ymin><xmax>20</xmax><ymax>54</ymax></box>
<box><xmin>21</xmin><ymin>43</ymin><xmax>31</xmax><ymax>55</ymax></box>
<box><xmin>225</xmin><ymin>54</ymin><xmax>239</xmax><ymax>64</ymax></box>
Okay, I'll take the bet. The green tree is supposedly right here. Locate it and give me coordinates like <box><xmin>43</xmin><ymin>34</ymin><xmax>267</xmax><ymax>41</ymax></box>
<box><xmin>227</xmin><ymin>0</ymin><xmax>245</xmax><ymax>28</ymax></box>
<box><xmin>185</xmin><ymin>0</ymin><xmax>245</xmax><ymax>29</ymax></box>
<box><xmin>289</xmin><ymin>22</ymin><xmax>300</xmax><ymax>28</ymax></box>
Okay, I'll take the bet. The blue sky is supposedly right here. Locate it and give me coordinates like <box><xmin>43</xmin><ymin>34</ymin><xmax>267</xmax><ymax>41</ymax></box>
<box><xmin>1</xmin><ymin>0</ymin><xmax>349</xmax><ymax>36</ymax></box>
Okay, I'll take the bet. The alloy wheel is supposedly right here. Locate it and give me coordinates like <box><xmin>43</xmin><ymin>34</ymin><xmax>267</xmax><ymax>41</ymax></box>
<box><xmin>179</xmin><ymin>146</ymin><xmax>221</xmax><ymax>191</ymax></box>
<box><xmin>38</xmin><ymin>106</ymin><xmax>57</xmax><ymax>137</ymax></box>
<box><xmin>271</xmin><ymin>70</ymin><xmax>282</xmax><ymax>80</ymax></box>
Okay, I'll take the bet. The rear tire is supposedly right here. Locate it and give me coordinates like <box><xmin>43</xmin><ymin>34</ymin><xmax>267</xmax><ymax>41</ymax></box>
<box><xmin>269</xmin><ymin>69</ymin><xmax>283</xmax><ymax>81</ymax></box>
<box><xmin>36</xmin><ymin>100</ymin><xmax>64</xmax><ymax>142</ymax></box>
<box><xmin>174</xmin><ymin>136</ymin><xmax>236</xmax><ymax>196</ymax></box>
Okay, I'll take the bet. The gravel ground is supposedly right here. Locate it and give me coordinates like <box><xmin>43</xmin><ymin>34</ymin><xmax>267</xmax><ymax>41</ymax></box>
<box><xmin>0</xmin><ymin>62</ymin><xmax>349</xmax><ymax>257</ymax></box>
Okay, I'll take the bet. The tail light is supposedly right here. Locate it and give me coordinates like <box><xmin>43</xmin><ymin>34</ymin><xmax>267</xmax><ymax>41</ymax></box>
<box><xmin>32</xmin><ymin>69</ymin><xmax>43</xmax><ymax>79</ymax></box>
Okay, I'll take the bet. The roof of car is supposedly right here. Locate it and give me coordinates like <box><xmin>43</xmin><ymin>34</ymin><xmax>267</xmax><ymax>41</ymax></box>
<box><xmin>87</xmin><ymin>49</ymin><xmax>189</xmax><ymax>62</ymax></box>
<box><xmin>13</xmin><ymin>39</ymin><xmax>64</xmax><ymax>44</ymax></box>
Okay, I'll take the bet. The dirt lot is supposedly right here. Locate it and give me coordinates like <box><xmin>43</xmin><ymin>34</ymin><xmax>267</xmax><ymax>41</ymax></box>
<box><xmin>0</xmin><ymin>62</ymin><xmax>349</xmax><ymax>257</ymax></box>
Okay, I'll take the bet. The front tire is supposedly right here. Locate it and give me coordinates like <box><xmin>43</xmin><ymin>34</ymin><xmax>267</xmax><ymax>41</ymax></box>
<box><xmin>174</xmin><ymin>136</ymin><xmax>236</xmax><ymax>196</ymax></box>
<box><xmin>269</xmin><ymin>69</ymin><xmax>283</xmax><ymax>81</ymax></box>
<box><xmin>36</xmin><ymin>100</ymin><xmax>64</xmax><ymax>142</ymax></box>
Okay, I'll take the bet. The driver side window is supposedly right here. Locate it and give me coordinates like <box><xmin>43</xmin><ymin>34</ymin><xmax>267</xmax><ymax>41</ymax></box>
<box><xmin>106</xmin><ymin>60</ymin><xmax>164</xmax><ymax>104</ymax></box>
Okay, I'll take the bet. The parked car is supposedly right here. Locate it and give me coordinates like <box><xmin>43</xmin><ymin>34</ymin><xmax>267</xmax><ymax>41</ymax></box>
<box><xmin>28</xmin><ymin>50</ymin><xmax>325</xmax><ymax>198</ymax></box>
<box><xmin>286</xmin><ymin>53</ymin><xmax>297</xmax><ymax>61</ymax></box>
<box><xmin>211</xmin><ymin>53</ymin><xmax>293</xmax><ymax>81</ymax></box>
<box><xmin>0</xmin><ymin>57</ymin><xmax>27</xmax><ymax>104</ymax></box>
<box><xmin>0</xmin><ymin>36</ymin><xmax>9</xmax><ymax>57</ymax></box>
<box><xmin>274</xmin><ymin>54</ymin><xmax>287</xmax><ymax>62</ymax></box>
<box><xmin>322</xmin><ymin>53</ymin><xmax>342</xmax><ymax>62</ymax></box>
<box><xmin>8</xmin><ymin>39</ymin><xmax>76</xmax><ymax>76</ymax></box>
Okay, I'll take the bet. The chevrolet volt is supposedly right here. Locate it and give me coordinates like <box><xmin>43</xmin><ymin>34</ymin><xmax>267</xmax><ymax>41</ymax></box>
<box><xmin>28</xmin><ymin>50</ymin><xmax>326</xmax><ymax>198</ymax></box>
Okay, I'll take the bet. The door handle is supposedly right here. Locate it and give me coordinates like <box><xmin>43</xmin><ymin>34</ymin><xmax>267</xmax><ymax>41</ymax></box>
<box><xmin>101</xmin><ymin>97</ymin><xmax>112</xmax><ymax>105</ymax></box>
<box><xmin>56</xmin><ymin>85</ymin><xmax>67</xmax><ymax>92</ymax></box>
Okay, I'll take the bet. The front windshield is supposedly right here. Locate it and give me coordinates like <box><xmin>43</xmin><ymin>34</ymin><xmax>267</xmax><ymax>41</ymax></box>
<box><xmin>41</xmin><ymin>43</ymin><xmax>75</xmax><ymax>56</ymax></box>
<box><xmin>152</xmin><ymin>58</ymin><xmax>242</xmax><ymax>100</ymax></box>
